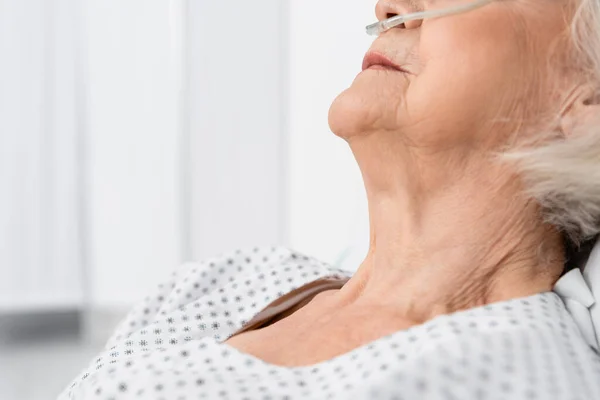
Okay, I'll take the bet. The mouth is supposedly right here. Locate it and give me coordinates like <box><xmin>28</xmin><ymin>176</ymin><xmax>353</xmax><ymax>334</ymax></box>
<box><xmin>362</xmin><ymin>51</ymin><xmax>408</xmax><ymax>73</ymax></box>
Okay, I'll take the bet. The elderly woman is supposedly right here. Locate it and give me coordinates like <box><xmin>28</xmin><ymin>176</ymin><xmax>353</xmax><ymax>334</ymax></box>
<box><xmin>60</xmin><ymin>0</ymin><xmax>600</xmax><ymax>399</ymax></box>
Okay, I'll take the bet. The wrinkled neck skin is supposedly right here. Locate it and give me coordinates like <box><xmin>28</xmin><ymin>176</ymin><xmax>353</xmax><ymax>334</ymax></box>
<box><xmin>334</xmin><ymin>129</ymin><xmax>565</xmax><ymax>325</ymax></box>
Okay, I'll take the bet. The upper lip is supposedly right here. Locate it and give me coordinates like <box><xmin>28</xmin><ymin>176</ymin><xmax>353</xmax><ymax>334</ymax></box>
<box><xmin>362</xmin><ymin>51</ymin><xmax>407</xmax><ymax>73</ymax></box>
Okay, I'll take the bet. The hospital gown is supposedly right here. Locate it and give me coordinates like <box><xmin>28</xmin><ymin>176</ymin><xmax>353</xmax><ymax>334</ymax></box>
<box><xmin>58</xmin><ymin>246</ymin><xmax>600</xmax><ymax>400</ymax></box>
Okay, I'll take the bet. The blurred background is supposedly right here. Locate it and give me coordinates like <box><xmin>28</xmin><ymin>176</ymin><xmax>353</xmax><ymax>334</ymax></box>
<box><xmin>0</xmin><ymin>0</ymin><xmax>377</xmax><ymax>399</ymax></box>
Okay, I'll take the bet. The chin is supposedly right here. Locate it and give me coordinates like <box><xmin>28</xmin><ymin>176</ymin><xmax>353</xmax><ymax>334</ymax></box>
<box><xmin>328</xmin><ymin>87</ymin><xmax>380</xmax><ymax>140</ymax></box>
<box><xmin>329</xmin><ymin>71</ymin><xmax>410</xmax><ymax>140</ymax></box>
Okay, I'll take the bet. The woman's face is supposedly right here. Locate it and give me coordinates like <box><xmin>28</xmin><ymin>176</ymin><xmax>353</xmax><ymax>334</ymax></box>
<box><xmin>329</xmin><ymin>0</ymin><xmax>572</xmax><ymax>149</ymax></box>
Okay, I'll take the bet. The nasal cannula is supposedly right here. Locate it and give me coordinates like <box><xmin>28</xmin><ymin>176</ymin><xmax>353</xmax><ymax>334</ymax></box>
<box><xmin>366</xmin><ymin>0</ymin><xmax>494</xmax><ymax>36</ymax></box>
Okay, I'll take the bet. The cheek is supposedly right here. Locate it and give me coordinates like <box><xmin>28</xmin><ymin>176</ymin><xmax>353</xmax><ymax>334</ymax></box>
<box><xmin>405</xmin><ymin>12</ymin><xmax>530</xmax><ymax>144</ymax></box>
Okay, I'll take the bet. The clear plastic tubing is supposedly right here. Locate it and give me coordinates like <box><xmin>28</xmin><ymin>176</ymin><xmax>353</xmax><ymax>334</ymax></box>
<box><xmin>366</xmin><ymin>0</ymin><xmax>494</xmax><ymax>36</ymax></box>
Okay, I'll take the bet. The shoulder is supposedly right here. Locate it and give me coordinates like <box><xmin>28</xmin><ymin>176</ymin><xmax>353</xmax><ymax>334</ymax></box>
<box><xmin>58</xmin><ymin>245</ymin><xmax>348</xmax><ymax>399</ymax></box>
<box><xmin>411</xmin><ymin>293</ymin><xmax>600</xmax><ymax>399</ymax></box>
<box><xmin>103</xmin><ymin>245</ymin><xmax>345</xmax><ymax>348</ymax></box>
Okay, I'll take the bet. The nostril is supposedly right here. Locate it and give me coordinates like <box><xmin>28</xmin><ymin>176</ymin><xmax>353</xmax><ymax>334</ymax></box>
<box><xmin>386</xmin><ymin>13</ymin><xmax>406</xmax><ymax>29</ymax></box>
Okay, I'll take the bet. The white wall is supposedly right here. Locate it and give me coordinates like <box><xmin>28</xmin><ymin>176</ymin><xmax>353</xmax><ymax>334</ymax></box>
<box><xmin>83</xmin><ymin>0</ymin><xmax>183</xmax><ymax>308</ymax></box>
<box><xmin>185</xmin><ymin>0</ymin><xmax>376</xmax><ymax>269</ymax></box>
<box><xmin>0</xmin><ymin>0</ymin><xmax>85</xmax><ymax>311</ymax></box>
<box><xmin>83</xmin><ymin>0</ymin><xmax>378</xmax><ymax>310</ymax></box>
<box><xmin>1</xmin><ymin>0</ymin><xmax>376</xmax><ymax>313</ymax></box>
<box><xmin>187</xmin><ymin>1</ymin><xmax>288</xmax><ymax>260</ymax></box>
<box><xmin>287</xmin><ymin>0</ymin><xmax>375</xmax><ymax>270</ymax></box>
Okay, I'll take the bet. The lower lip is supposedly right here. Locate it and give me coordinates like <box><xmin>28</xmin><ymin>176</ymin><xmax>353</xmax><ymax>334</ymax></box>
<box><xmin>370</xmin><ymin>65</ymin><xmax>392</xmax><ymax>70</ymax></box>
<box><xmin>366</xmin><ymin>64</ymin><xmax>402</xmax><ymax>72</ymax></box>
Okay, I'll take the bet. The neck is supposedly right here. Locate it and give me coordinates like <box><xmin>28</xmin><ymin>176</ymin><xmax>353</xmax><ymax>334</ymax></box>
<box><xmin>335</xmin><ymin>134</ymin><xmax>565</xmax><ymax>324</ymax></box>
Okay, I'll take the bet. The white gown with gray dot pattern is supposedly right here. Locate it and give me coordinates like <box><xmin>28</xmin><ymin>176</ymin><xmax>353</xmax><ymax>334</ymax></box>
<box><xmin>58</xmin><ymin>246</ymin><xmax>600</xmax><ymax>400</ymax></box>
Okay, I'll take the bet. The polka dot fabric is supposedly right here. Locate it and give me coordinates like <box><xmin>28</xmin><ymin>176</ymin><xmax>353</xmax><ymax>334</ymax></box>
<box><xmin>58</xmin><ymin>246</ymin><xmax>600</xmax><ymax>400</ymax></box>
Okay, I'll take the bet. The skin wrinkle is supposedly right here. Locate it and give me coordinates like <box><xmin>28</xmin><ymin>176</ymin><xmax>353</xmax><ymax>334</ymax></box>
<box><xmin>490</xmin><ymin>12</ymin><xmax>534</xmax><ymax>144</ymax></box>
<box><xmin>496</xmin><ymin>2</ymin><xmax>578</xmax><ymax>143</ymax></box>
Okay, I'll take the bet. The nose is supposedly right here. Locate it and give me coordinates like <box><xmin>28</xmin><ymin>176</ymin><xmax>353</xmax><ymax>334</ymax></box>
<box><xmin>375</xmin><ymin>0</ymin><xmax>423</xmax><ymax>30</ymax></box>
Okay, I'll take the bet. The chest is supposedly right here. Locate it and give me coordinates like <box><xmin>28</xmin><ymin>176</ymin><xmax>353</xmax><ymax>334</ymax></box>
<box><xmin>224</xmin><ymin>301</ymin><xmax>416</xmax><ymax>367</ymax></box>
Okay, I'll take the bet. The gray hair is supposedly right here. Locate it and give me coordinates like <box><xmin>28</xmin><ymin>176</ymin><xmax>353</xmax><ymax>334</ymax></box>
<box><xmin>504</xmin><ymin>0</ymin><xmax>600</xmax><ymax>247</ymax></box>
